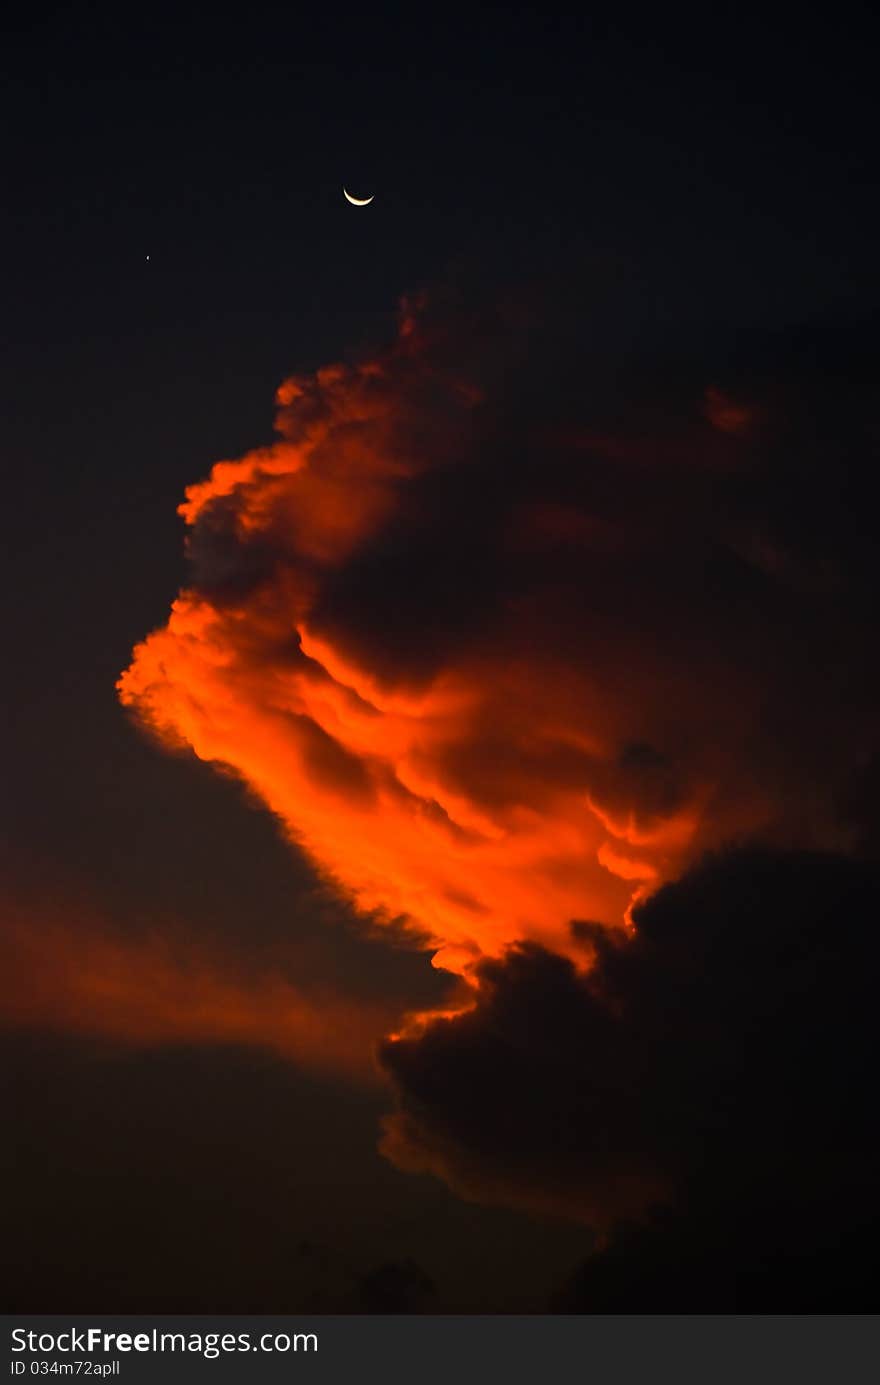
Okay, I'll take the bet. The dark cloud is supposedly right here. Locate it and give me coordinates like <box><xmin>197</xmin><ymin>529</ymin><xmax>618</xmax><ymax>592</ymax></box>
<box><xmin>549</xmin><ymin>1201</ymin><xmax>878</xmax><ymax>1312</ymax></box>
<box><xmin>379</xmin><ymin>846</ymin><xmax>880</xmax><ymax>1305</ymax></box>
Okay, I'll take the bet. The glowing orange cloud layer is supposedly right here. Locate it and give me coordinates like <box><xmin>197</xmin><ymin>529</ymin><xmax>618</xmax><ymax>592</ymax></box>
<box><xmin>118</xmin><ymin>296</ymin><xmax>853</xmax><ymax>990</ymax></box>
<box><xmin>120</xmin><ymin>586</ymin><xmax>669</xmax><ymax>974</ymax></box>
<box><xmin>0</xmin><ymin>899</ymin><xmax>388</xmax><ymax>1080</ymax></box>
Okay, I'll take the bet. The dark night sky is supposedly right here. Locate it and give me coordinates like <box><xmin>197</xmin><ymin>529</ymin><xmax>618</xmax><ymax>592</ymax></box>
<box><xmin>3</xmin><ymin>3</ymin><xmax>880</xmax><ymax>1311</ymax></box>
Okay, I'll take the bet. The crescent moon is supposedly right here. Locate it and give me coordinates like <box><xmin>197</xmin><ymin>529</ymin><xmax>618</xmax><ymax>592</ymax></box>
<box><xmin>343</xmin><ymin>187</ymin><xmax>374</xmax><ymax>206</ymax></box>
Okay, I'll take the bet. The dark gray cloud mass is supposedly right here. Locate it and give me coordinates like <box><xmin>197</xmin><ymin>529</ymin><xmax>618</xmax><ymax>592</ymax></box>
<box><xmin>379</xmin><ymin>847</ymin><xmax>880</xmax><ymax>1306</ymax></box>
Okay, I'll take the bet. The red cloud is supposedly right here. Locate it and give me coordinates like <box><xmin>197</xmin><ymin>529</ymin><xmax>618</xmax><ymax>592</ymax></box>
<box><xmin>118</xmin><ymin>295</ymin><xmax>878</xmax><ymax>1001</ymax></box>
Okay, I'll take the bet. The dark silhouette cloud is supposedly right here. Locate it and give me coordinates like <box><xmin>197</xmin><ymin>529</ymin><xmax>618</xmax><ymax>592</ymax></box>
<box><xmin>379</xmin><ymin>847</ymin><xmax>880</xmax><ymax>1305</ymax></box>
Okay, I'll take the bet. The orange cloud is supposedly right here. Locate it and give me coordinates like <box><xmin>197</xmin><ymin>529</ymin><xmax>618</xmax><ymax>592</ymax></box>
<box><xmin>0</xmin><ymin>896</ymin><xmax>389</xmax><ymax>1081</ymax></box>
<box><xmin>118</xmin><ymin>294</ymin><xmax>877</xmax><ymax>1004</ymax></box>
<box><xmin>120</xmin><ymin>583</ymin><xmax>662</xmax><ymax>974</ymax></box>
